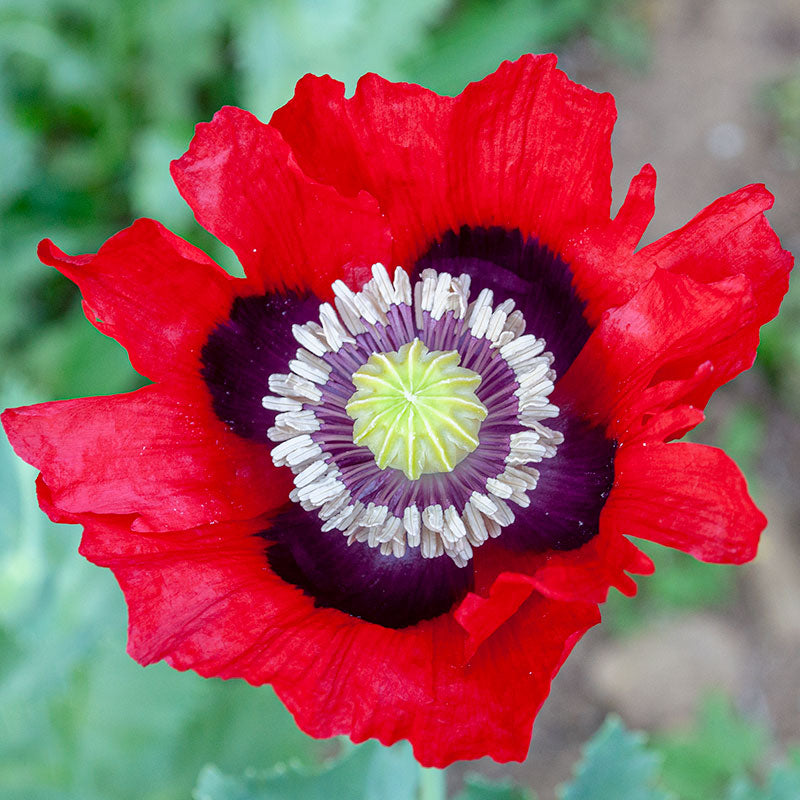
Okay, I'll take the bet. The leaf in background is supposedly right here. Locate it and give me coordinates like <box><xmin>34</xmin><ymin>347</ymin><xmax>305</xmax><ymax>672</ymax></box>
<box><xmin>602</xmin><ymin>539</ymin><xmax>736</xmax><ymax>635</ymax></box>
<box><xmin>757</xmin><ymin>277</ymin><xmax>800</xmax><ymax>406</ymax></box>
<box><xmin>130</xmin><ymin>127</ymin><xmax>195</xmax><ymax>231</ymax></box>
<box><xmin>0</xmin><ymin>87</ymin><xmax>36</xmax><ymax>213</ymax></box>
<box><xmin>402</xmin><ymin>0</ymin><xmax>648</xmax><ymax>96</ymax></box>
<box><xmin>20</xmin><ymin>300</ymin><xmax>141</xmax><ymax>399</ymax></box>
<box><xmin>653</xmin><ymin>694</ymin><xmax>768</xmax><ymax>800</ymax></box>
<box><xmin>725</xmin><ymin>750</ymin><xmax>800</xmax><ymax>800</ymax></box>
<box><xmin>559</xmin><ymin>715</ymin><xmax>673</xmax><ymax>800</ymax></box>
<box><xmin>715</xmin><ymin>404</ymin><xmax>766</xmax><ymax>481</ymax></box>
<box><xmin>232</xmin><ymin>0</ymin><xmax>451</xmax><ymax>118</ymax></box>
<box><xmin>193</xmin><ymin>741</ymin><xmax>418</xmax><ymax>800</ymax></box>
<box><xmin>456</xmin><ymin>774</ymin><xmax>537</xmax><ymax>800</ymax></box>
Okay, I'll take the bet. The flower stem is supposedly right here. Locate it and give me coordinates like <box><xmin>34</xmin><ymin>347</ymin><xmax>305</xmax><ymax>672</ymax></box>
<box><xmin>419</xmin><ymin>765</ymin><xmax>446</xmax><ymax>800</ymax></box>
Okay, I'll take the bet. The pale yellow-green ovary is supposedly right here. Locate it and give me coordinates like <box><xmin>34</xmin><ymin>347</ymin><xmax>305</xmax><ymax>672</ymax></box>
<box><xmin>345</xmin><ymin>339</ymin><xmax>488</xmax><ymax>480</ymax></box>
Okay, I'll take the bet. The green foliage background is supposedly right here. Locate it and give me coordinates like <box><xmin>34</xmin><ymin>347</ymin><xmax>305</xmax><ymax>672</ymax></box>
<box><xmin>1</xmin><ymin>1</ymin><xmax>798</xmax><ymax>798</ymax></box>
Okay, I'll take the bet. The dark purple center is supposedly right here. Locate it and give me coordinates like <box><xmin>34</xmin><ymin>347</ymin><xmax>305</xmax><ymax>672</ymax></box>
<box><xmin>201</xmin><ymin>227</ymin><xmax>616</xmax><ymax>628</ymax></box>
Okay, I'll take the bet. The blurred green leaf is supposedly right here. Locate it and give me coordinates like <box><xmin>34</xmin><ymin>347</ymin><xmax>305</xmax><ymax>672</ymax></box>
<box><xmin>559</xmin><ymin>715</ymin><xmax>673</xmax><ymax>800</ymax></box>
<box><xmin>726</xmin><ymin>750</ymin><xmax>800</xmax><ymax>800</ymax></box>
<box><xmin>21</xmin><ymin>300</ymin><xmax>141</xmax><ymax>399</ymax></box>
<box><xmin>653</xmin><ymin>694</ymin><xmax>768</xmax><ymax>800</ymax></box>
<box><xmin>603</xmin><ymin>540</ymin><xmax>736</xmax><ymax>635</ymax></box>
<box><xmin>403</xmin><ymin>0</ymin><xmax>648</xmax><ymax>95</ymax></box>
<box><xmin>756</xmin><ymin>277</ymin><xmax>800</xmax><ymax>408</ymax></box>
<box><xmin>715</xmin><ymin>404</ymin><xmax>766</xmax><ymax>479</ymax></box>
<box><xmin>456</xmin><ymin>774</ymin><xmax>537</xmax><ymax>800</ymax></box>
<box><xmin>233</xmin><ymin>0</ymin><xmax>451</xmax><ymax>118</ymax></box>
<box><xmin>762</xmin><ymin>63</ymin><xmax>800</xmax><ymax>168</ymax></box>
<box><xmin>193</xmin><ymin>741</ymin><xmax>418</xmax><ymax>800</ymax></box>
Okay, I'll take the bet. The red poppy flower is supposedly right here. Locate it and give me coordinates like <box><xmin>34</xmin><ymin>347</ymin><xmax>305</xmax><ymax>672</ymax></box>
<box><xmin>2</xmin><ymin>54</ymin><xmax>792</xmax><ymax>767</ymax></box>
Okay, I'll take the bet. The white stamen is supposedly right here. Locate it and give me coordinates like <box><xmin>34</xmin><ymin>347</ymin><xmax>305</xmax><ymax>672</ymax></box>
<box><xmin>332</xmin><ymin>282</ymin><xmax>367</xmax><ymax>335</ymax></box>
<box><xmin>507</xmin><ymin>431</ymin><xmax>549</xmax><ymax>464</ymax></box>
<box><xmin>361</xmin><ymin>502</ymin><xmax>389</xmax><ymax>527</ymax></box>
<box><xmin>422</xmin><ymin>504</ymin><xmax>444</xmax><ymax>533</ymax></box>
<box><xmin>296</xmin><ymin>348</ymin><xmax>332</xmax><ymax>375</ymax></box>
<box><xmin>403</xmin><ymin>504</ymin><xmax>421</xmax><ymax>547</ymax></box>
<box><xmin>294</xmin><ymin>459</ymin><xmax>331</xmax><ymax>489</ymax></box>
<box><xmin>289</xmin><ymin>358</ymin><xmax>330</xmax><ymax>385</ymax></box>
<box><xmin>486</xmin><ymin>476</ymin><xmax>514</xmax><ymax>499</ymax></box>
<box><xmin>491</xmin><ymin>330</ymin><xmax>516</xmax><ymax>349</ymax></box>
<box><xmin>262</xmin><ymin>395</ymin><xmax>303</xmax><ymax>412</ymax></box>
<box><xmin>486</xmin><ymin>496</ymin><xmax>515</xmax><ymax>526</ymax></box>
<box><xmin>270</xmin><ymin>434</ymin><xmax>324</xmax><ymax>469</ymax></box>
<box><xmin>371</xmin><ymin>263</ymin><xmax>396</xmax><ymax>307</ymax></box>
<box><xmin>467</xmin><ymin>288</ymin><xmax>493</xmax><ymax>328</ymax></box>
<box><xmin>262</xmin><ymin>263</ymin><xmax>564</xmax><ymax>566</ymax></box>
<box><xmin>470</xmin><ymin>491</ymin><xmax>498</xmax><ymax>515</ymax></box>
<box><xmin>413</xmin><ymin>278</ymin><xmax>425</xmax><ymax>330</ymax></box>
<box><xmin>470</xmin><ymin>304</ymin><xmax>492</xmax><ymax>338</ymax></box>
<box><xmin>390</xmin><ymin>535</ymin><xmax>406</xmax><ymax>558</ymax></box>
<box><xmin>442</xmin><ymin>505</ymin><xmax>468</xmax><ymax>544</ymax></box>
<box><xmin>353</xmin><ymin>286</ymin><xmax>382</xmax><ymax>326</ymax></box>
<box><xmin>463</xmin><ymin>499</ymin><xmax>489</xmax><ymax>546</ymax></box>
<box><xmin>393</xmin><ymin>266</ymin><xmax>412</xmax><ymax>306</ymax></box>
<box><xmin>268</xmin><ymin>409</ymin><xmax>320</xmax><ymax>441</ymax></box>
<box><xmin>485</xmin><ymin>308</ymin><xmax>508</xmax><ymax>342</ymax></box>
<box><xmin>318</xmin><ymin>489</ymin><xmax>351</xmax><ymax>520</ymax></box>
<box><xmin>319</xmin><ymin>302</ymin><xmax>354</xmax><ymax>350</ymax></box>
<box><xmin>292</xmin><ymin>322</ymin><xmax>330</xmax><ymax>356</ymax></box>
<box><xmin>269</xmin><ymin>373</ymin><xmax>322</xmax><ymax>403</ymax></box>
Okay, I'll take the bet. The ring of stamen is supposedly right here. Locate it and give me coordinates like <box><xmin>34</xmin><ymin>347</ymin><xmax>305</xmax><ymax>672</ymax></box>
<box><xmin>263</xmin><ymin>264</ymin><xmax>563</xmax><ymax>567</ymax></box>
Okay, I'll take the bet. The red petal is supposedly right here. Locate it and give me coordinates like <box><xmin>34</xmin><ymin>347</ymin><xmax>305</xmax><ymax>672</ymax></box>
<box><xmin>556</xmin><ymin>270</ymin><xmax>756</xmax><ymax>440</ymax></box>
<box><xmin>171</xmin><ymin>106</ymin><xmax>391</xmax><ymax>297</ymax></box>
<box><xmin>446</xmin><ymin>54</ymin><xmax>616</xmax><ymax>256</ymax></box>
<box><xmin>471</xmin><ymin>529</ymin><xmax>653</xmax><ymax>607</ymax></box>
<box><xmin>73</xmin><ymin>509</ymin><xmax>598</xmax><ymax>767</ymax></box>
<box><xmin>564</xmin><ymin>164</ymin><xmax>657</xmax><ymax>324</ymax></box>
<box><xmin>38</xmin><ymin>219</ymin><xmax>238</xmax><ymax>382</ymax></box>
<box><xmin>273</xmin><ymin>55</ymin><xmax>616</xmax><ymax>263</ymax></box>
<box><xmin>1</xmin><ymin>383</ymin><xmax>290</xmax><ymax>531</ymax></box>
<box><xmin>454</xmin><ymin>572</ymin><xmax>537</xmax><ymax>660</ymax></box>
<box><xmin>567</xmin><ymin>181</ymin><xmax>793</xmax><ymax>344</ymax></box>
<box><xmin>629</xmin><ymin>405</ymin><xmax>707</xmax><ymax>445</ymax></box>
<box><xmin>604</xmin><ymin>441</ymin><xmax>764</xmax><ymax>563</ymax></box>
<box><xmin>527</xmin><ymin>527</ymin><xmax>654</xmax><ymax>602</ymax></box>
<box><xmin>639</xmin><ymin>184</ymin><xmax>791</xmax><ymax>324</ymax></box>
<box><xmin>271</xmin><ymin>72</ymin><xmax>457</xmax><ymax>267</ymax></box>
<box><xmin>632</xmin><ymin>185</ymin><xmax>794</xmax><ymax>407</ymax></box>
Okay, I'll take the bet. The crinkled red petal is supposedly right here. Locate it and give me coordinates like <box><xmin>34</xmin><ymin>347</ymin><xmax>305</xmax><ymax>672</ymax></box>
<box><xmin>564</xmin><ymin>164</ymin><xmax>657</xmax><ymax>324</ymax></box>
<box><xmin>454</xmin><ymin>572</ymin><xmax>539</xmax><ymax>661</ymax></box>
<box><xmin>529</xmin><ymin>528</ymin><xmax>654</xmax><ymax>602</ymax></box>
<box><xmin>446</xmin><ymin>54</ymin><xmax>616</xmax><ymax>257</ymax></box>
<box><xmin>272</xmin><ymin>54</ymin><xmax>616</xmax><ymax>263</ymax></box>
<box><xmin>38</xmin><ymin>219</ymin><xmax>239</xmax><ymax>383</ymax></box>
<box><xmin>631</xmin><ymin>184</ymin><xmax>793</xmax><ymax>408</ymax></box>
<box><xmin>604</xmin><ymin>441</ymin><xmax>765</xmax><ymax>563</ymax></box>
<box><xmin>171</xmin><ymin>106</ymin><xmax>392</xmax><ymax>297</ymax></box>
<box><xmin>567</xmin><ymin>178</ymin><xmax>792</xmax><ymax>339</ymax></box>
<box><xmin>71</xmin><ymin>510</ymin><xmax>598</xmax><ymax>767</ymax></box>
<box><xmin>556</xmin><ymin>269</ymin><xmax>756</xmax><ymax>441</ymax></box>
<box><xmin>1</xmin><ymin>382</ymin><xmax>291</xmax><ymax>532</ymax></box>
<box><xmin>470</xmin><ymin>529</ymin><xmax>653</xmax><ymax>609</ymax></box>
<box><xmin>271</xmin><ymin>72</ymin><xmax>457</xmax><ymax>267</ymax></box>
<box><xmin>639</xmin><ymin>185</ymin><xmax>791</xmax><ymax>322</ymax></box>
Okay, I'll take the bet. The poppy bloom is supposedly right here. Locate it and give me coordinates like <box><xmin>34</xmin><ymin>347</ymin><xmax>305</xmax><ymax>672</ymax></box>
<box><xmin>2</xmin><ymin>54</ymin><xmax>792</xmax><ymax>767</ymax></box>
